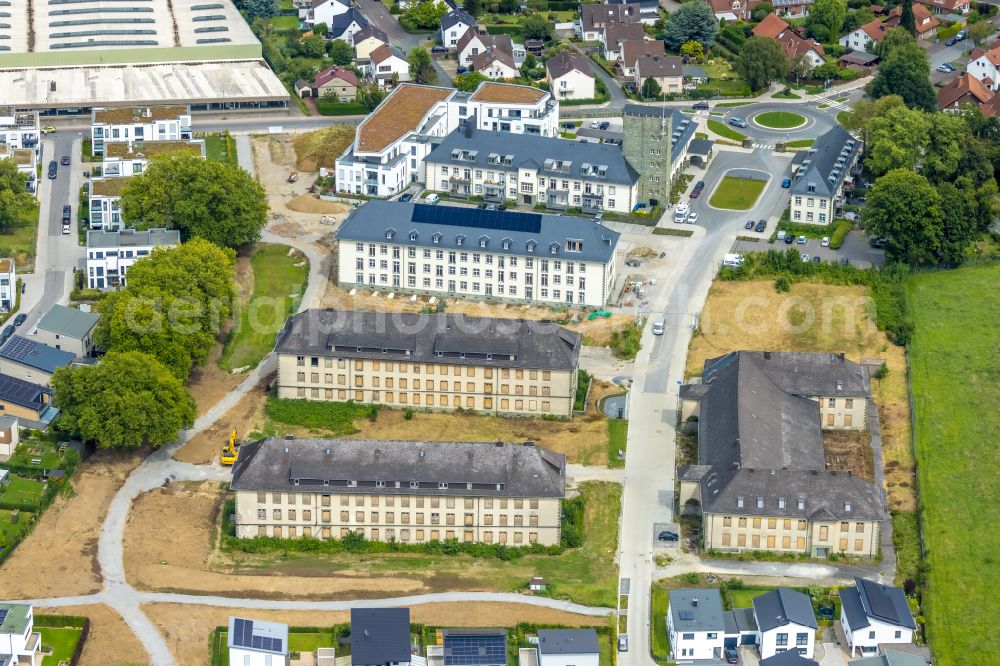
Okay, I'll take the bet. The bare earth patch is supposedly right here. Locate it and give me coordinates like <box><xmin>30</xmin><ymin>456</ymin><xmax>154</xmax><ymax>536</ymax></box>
<box><xmin>0</xmin><ymin>451</ymin><xmax>141</xmax><ymax>598</ymax></box>
<box><xmin>39</xmin><ymin>604</ymin><xmax>147</xmax><ymax>666</ymax></box>
<box><xmin>823</xmin><ymin>429</ymin><xmax>875</xmax><ymax>482</ymax></box>
<box><xmin>173</xmin><ymin>376</ymin><xmax>271</xmax><ymax>464</ymax></box>
<box><xmin>144</xmin><ymin>602</ymin><xmax>603</xmax><ymax>665</ymax></box>
<box><xmin>685</xmin><ymin>280</ymin><xmax>914</xmax><ymax>512</ymax></box>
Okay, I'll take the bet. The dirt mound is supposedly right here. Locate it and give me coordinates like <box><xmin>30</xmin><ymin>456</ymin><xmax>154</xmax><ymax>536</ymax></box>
<box><xmin>286</xmin><ymin>195</ymin><xmax>349</xmax><ymax>215</ymax></box>
<box><xmin>292</xmin><ymin>125</ymin><xmax>355</xmax><ymax>171</ymax></box>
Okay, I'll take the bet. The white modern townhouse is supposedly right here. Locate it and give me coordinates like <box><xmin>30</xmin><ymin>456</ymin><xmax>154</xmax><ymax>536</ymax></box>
<box><xmin>840</xmin><ymin>578</ymin><xmax>916</xmax><ymax>658</ymax></box>
<box><xmin>85</xmin><ymin>228</ymin><xmax>181</xmax><ymax>289</ymax></box>
<box><xmin>90</xmin><ymin>106</ymin><xmax>192</xmax><ymax>156</ymax></box>
<box><xmin>0</xmin><ymin>603</ymin><xmax>41</xmax><ymax>666</ymax></box>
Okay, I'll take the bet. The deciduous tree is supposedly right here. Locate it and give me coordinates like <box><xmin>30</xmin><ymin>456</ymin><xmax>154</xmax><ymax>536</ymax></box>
<box><xmin>867</xmin><ymin>40</ymin><xmax>935</xmax><ymax>111</ymax></box>
<box><xmin>0</xmin><ymin>160</ymin><xmax>34</xmax><ymax>232</ymax></box>
<box><xmin>403</xmin><ymin>0</ymin><xmax>448</xmax><ymax>29</ymax></box>
<box><xmin>806</xmin><ymin>0</ymin><xmax>846</xmax><ymax>40</ymax></box>
<box><xmin>299</xmin><ymin>34</ymin><xmax>326</xmax><ymax>58</ymax></box>
<box><xmin>663</xmin><ymin>2</ymin><xmax>719</xmax><ymax>49</ymax></box>
<box><xmin>864</xmin><ymin>169</ymin><xmax>943</xmax><ymax>264</ymax></box>
<box><xmin>523</xmin><ymin>14</ymin><xmax>554</xmax><ymax>40</ymax></box>
<box><xmin>736</xmin><ymin>36</ymin><xmax>788</xmax><ymax>92</ymax></box>
<box><xmin>236</xmin><ymin>0</ymin><xmax>277</xmax><ymax>20</ymax></box>
<box><xmin>641</xmin><ymin>76</ymin><xmax>662</xmax><ymax>99</ymax></box>
<box><xmin>52</xmin><ymin>351</ymin><xmax>196</xmax><ymax>450</ymax></box>
<box><xmin>680</xmin><ymin>40</ymin><xmax>704</xmax><ymax>60</ymax></box>
<box><xmin>969</xmin><ymin>19</ymin><xmax>993</xmax><ymax>45</ymax></box>
<box><xmin>327</xmin><ymin>39</ymin><xmax>354</xmax><ymax>65</ymax></box>
<box><xmin>452</xmin><ymin>71</ymin><xmax>489</xmax><ymax>91</ymax></box>
<box><xmin>408</xmin><ymin>46</ymin><xmax>436</xmax><ymax>83</ymax></box>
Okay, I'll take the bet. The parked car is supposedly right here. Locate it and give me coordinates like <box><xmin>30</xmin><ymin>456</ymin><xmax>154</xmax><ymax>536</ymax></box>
<box><xmin>625</xmin><ymin>259</ymin><xmax>641</xmax><ymax>268</ymax></box>
<box><xmin>870</xmin><ymin>236</ymin><xmax>887</xmax><ymax>248</ymax></box>
<box><xmin>0</xmin><ymin>325</ymin><xmax>14</xmax><ymax>344</ymax></box>
<box><xmin>657</xmin><ymin>530</ymin><xmax>679</xmax><ymax>542</ymax></box>
<box><xmin>728</xmin><ymin>117</ymin><xmax>748</xmax><ymax>128</ymax></box>
<box><xmin>477</xmin><ymin>203</ymin><xmax>489</xmax><ymax>209</ymax></box>
<box><xmin>801</xmin><ymin>253</ymin><xmax>810</xmax><ymax>262</ymax></box>
<box><xmin>457</xmin><ymin>66</ymin><xmax>468</xmax><ymax>74</ymax></box>
<box><xmin>618</xmin><ymin>635</ymin><xmax>629</xmax><ymax>652</ymax></box>
<box><xmin>797</xmin><ymin>235</ymin><xmax>807</xmax><ymax>245</ymax></box>
<box><xmin>62</xmin><ymin>223</ymin><xmax>71</xmax><ymax>235</ymax></box>
<box><xmin>692</xmin><ymin>101</ymin><xmax>710</xmax><ymax>110</ymax></box>
<box><xmin>724</xmin><ymin>646</ymin><xmax>739</xmax><ymax>664</ymax></box>
<box><xmin>603</xmin><ymin>138</ymin><xmax>619</xmax><ymax>145</ymax></box>
<box><xmin>945</xmin><ymin>36</ymin><xmax>959</xmax><ymax>46</ymax></box>
<box><xmin>399</xmin><ymin>193</ymin><xmax>413</xmax><ymax>203</ymax></box>
<box><xmin>839</xmin><ymin>257</ymin><xmax>850</xmax><ymax>266</ymax></box>
<box><xmin>590</xmin><ymin>120</ymin><xmax>601</xmax><ymax>128</ymax></box>
<box><xmin>47</xmin><ymin>160</ymin><xmax>57</xmax><ymax>179</ymax></box>
<box><xmin>956</xmin><ymin>30</ymin><xmax>967</xmax><ymax>40</ymax></box>
<box><xmin>784</xmin><ymin>234</ymin><xmax>795</xmax><ymax>245</ymax></box>
<box><xmin>652</xmin><ymin>318</ymin><xmax>665</xmax><ymax>335</ymax></box>
<box><xmin>424</xmin><ymin>193</ymin><xmax>440</xmax><ymax>205</ymax></box>
<box><xmin>744</xmin><ymin>220</ymin><xmax>754</xmax><ymax>230</ymax></box>
<box><xmin>60</xmin><ymin>155</ymin><xmax>70</xmax><ymax>166</ymax></box>
<box><xmin>689</xmin><ymin>188</ymin><xmax>701</xmax><ymax>199</ymax></box>
<box><xmin>777</xmin><ymin>230</ymin><xmax>786</xmax><ymax>241</ymax></box>
<box><xmin>821</xmin><ymin>236</ymin><xmax>830</xmax><ymax>247</ymax></box>
<box><xmin>61</xmin><ymin>204</ymin><xmax>71</xmax><ymax>222</ymax></box>
<box><xmin>812</xmin><ymin>255</ymin><xmax>821</xmax><ymax>263</ymax></box>
<box><xmin>687</xmin><ymin>212</ymin><xmax>698</xmax><ymax>224</ymax></box>
<box><xmin>12</xmin><ymin>313</ymin><xmax>26</xmax><ymax>327</ymax></box>
<box><xmin>560</xmin><ymin>121</ymin><xmax>576</xmax><ymax>130</ymax></box>
<box><xmin>599</xmin><ymin>121</ymin><xmax>610</xmax><ymax>130</ymax></box>
<box><xmin>692</xmin><ymin>180</ymin><xmax>705</xmax><ymax>192</ymax></box>
<box><xmin>781</xmin><ymin>178</ymin><xmax>792</xmax><ymax>188</ymax></box>
<box><xmin>41</xmin><ymin>125</ymin><xmax>56</xmax><ymax>134</ymax></box>
<box><xmin>431</xmin><ymin>45</ymin><xmax>447</xmax><ymax>54</ymax></box>
<box><xmin>484</xmin><ymin>203</ymin><xmax>499</xmax><ymax>211</ymax></box>
<box><xmin>754</xmin><ymin>220</ymin><xmax>766</xmax><ymax>233</ymax></box>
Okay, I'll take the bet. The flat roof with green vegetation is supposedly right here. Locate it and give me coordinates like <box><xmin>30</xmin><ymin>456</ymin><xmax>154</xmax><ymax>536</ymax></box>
<box><xmin>753</xmin><ymin>111</ymin><xmax>806</xmax><ymax>129</ymax></box>
<box><xmin>907</xmin><ymin>262</ymin><xmax>1000</xmax><ymax>666</ymax></box>
<box><xmin>709</xmin><ymin>176</ymin><xmax>767</xmax><ymax>211</ymax></box>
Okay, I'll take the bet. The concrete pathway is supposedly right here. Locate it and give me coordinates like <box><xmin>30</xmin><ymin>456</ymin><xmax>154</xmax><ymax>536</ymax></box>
<box><xmin>235</xmin><ymin>134</ymin><xmax>255</xmax><ymax>175</ymax></box>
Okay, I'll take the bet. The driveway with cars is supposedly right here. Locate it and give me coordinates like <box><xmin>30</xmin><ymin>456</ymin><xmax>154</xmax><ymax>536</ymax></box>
<box><xmin>730</xmin><ymin>230</ymin><xmax>885</xmax><ymax>267</ymax></box>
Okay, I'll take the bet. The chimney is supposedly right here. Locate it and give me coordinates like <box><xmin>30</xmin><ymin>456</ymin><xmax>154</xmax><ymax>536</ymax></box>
<box><xmin>692</xmin><ymin>597</ymin><xmax>699</xmax><ymax>607</ymax></box>
<box><xmin>763</xmin><ymin>351</ymin><xmax>771</xmax><ymax>360</ymax></box>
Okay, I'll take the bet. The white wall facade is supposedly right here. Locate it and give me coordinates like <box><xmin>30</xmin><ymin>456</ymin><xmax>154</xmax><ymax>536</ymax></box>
<box><xmin>550</xmin><ymin>69</ymin><xmax>596</xmax><ymax>101</ymax></box>
<box><xmin>310</xmin><ymin>0</ymin><xmax>349</xmax><ymax>27</ymax></box>
<box><xmin>840</xmin><ymin>28</ymin><xmax>875</xmax><ymax>53</ymax></box>
<box><xmin>479</xmin><ymin>60</ymin><xmax>519</xmax><ymax>80</ymax></box>
<box><xmin>969</xmin><ymin>53</ymin><xmax>1000</xmax><ymax>91</ymax></box>
<box><xmin>0</xmin><ymin>261</ymin><xmax>16</xmax><ymax>311</ymax></box>
<box><xmin>0</xmin><ymin>110</ymin><xmax>40</xmax><ymax>153</ymax></box>
<box><xmin>86</xmin><ymin>240</ymin><xmax>178</xmax><ymax>289</ymax></box>
<box><xmin>841</xmin><ymin>610</ymin><xmax>914</xmax><ymax>657</ymax></box>
<box><xmin>228</xmin><ymin>646</ymin><xmax>286</xmax><ymax>666</ymax></box>
<box><xmin>87</xmin><ymin>190</ymin><xmax>123</xmax><ymax>231</ymax></box>
<box><xmin>759</xmin><ymin>624</ymin><xmax>815</xmax><ymax>659</ymax></box>
<box><xmin>666</xmin><ymin>611</ymin><xmax>724</xmax><ymax>661</ymax></box>
<box><xmin>441</xmin><ymin>22</ymin><xmax>474</xmax><ymax>48</ymax></box>
<box><xmin>538</xmin><ymin>652</ymin><xmax>599</xmax><ymax>666</ymax></box>
<box><xmin>91</xmin><ymin>113</ymin><xmax>191</xmax><ymax>155</ymax></box>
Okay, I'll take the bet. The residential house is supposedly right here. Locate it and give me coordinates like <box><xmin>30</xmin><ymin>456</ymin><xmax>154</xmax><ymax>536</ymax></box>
<box><xmin>0</xmin><ymin>374</ymin><xmax>57</xmax><ymax>429</ymax></box>
<box><xmin>622</xmin><ymin>105</ymin><xmax>698</xmax><ymax>206</ymax></box>
<box><xmin>440</xmin><ymin>9</ymin><xmax>477</xmax><ymax>48</ymax></box>
<box><xmin>840</xmin><ymin>17</ymin><xmax>888</xmax><ymax>53</ymax></box>
<box><xmin>772</xmin><ymin>0</ymin><xmax>814</xmax><ymax>17</ymax></box>
<box><xmin>335</xmin><ymin>82</ymin><xmax>558</xmax><ymax>198</ymax></box>
<box><xmin>227</xmin><ymin>617</ymin><xmax>289</xmax><ymax>666</ymax></box>
<box><xmin>276</xmin><ymin>308</ymin><xmax>582</xmax><ymax>416</ymax></box>
<box><xmin>87</xmin><ymin>178</ymin><xmax>128</xmax><ymax>231</ymax></box>
<box><xmin>524</xmin><ymin>39</ymin><xmax>546</xmax><ymax>56</ymax></box>
<box><xmin>546</xmin><ymin>51</ymin><xmax>596</xmax><ymax>101</ymax></box>
<box><xmin>371</xmin><ymin>44</ymin><xmax>412</xmax><ymax>88</ymax></box>
<box><xmin>536</xmin><ymin>629</ymin><xmax>599</xmax><ymax>666</ymax></box>
<box><xmin>326</xmin><ymin>8</ymin><xmax>370</xmax><ymax>45</ymax></box>
<box><xmin>351</xmin><ymin>609</ymin><xmax>411</xmax><ymax>666</ymax></box>
<box><xmin>457</xmin><ymin>31</ymin><xmax>517</xmax><ymax>69</ymax></box>
<box><xmin>34</xmin><ymin>304</ymin><xmax>100</xmax><ymax>358</ymax></box>
<box><xmin>304</xmin><ymin>0</ymin><xmax>350</xmax><ymax>28</ymax></box>
<box><xmin>753</xmin><ymin>588</ymin><xmax>818</xmax><ymax>659</ymax></box>
<box><xmin>86</xmin><ymin>228</ymin><xmax>181</xmax><ymax>289</ymax></box>
<box><xmin>601</xmin><ymin>21</ymin><xmax>648</xmax><ymax>60</ymax></box>
<box><xmin>938</xmin><ymin>72</ymin><xmax>1000</xmax><ymax>116</ymax></box>
<box><xmin>605</xmin><ymin>0</ymin><xmax>659</xmax><ymax>24</ymax></box>
<box><xmin>707</xmin><ymin>0</ymin><xmax>752</xmax><ymax>21</ymax></box>
<box><xmin>232</xmin><ymin>437</ymin><xmax>566</xmax><ymax>545</ymax></box>
<box><xmin>426</xmin><ymin>629</ymin><xmax>507</xmax><ymax>665</ymax></box>
<box><xmin>634</xmin><ymin>54</ymin><xmax>684</xmax><ymax>94</ymax></box>
<box><xmin>762</xmin><ymin>652</ymin><xmax>820</xmax><ymax>666</ymax></box>
<box><xmin>353</xmin><ymin>25</ymin><xmax>389</xmax><ymax>64</ymax></box>
<box><xmin>913</xmin><ymin>0</ymin><xmax>968</xmax><ymax>14</ymax></box>
<box><xmin>667</xmin><ymin>589</ymin><xmax>727</xmax><ymax>660</ymax></box>
<box><xmin>683</xmin><ymin>65</ymin><xmax>708</xmax><ymax>85</ymax></box>
<box><xmin>424</xmin><ymin>128</ymin><xmax>638</xmax><ymax>212</ymax></box>
<box><xmin>851</xmin><ymin>4</ymin><xmax>939</xmax><ymax>40</ymax></box>
<box><xmin>753</xmin><ymin>14</ymin><xmax>826</xmax><ymax>67</ymax></box>
<box><xmin>578</xmin><ymin>2</ymin><xmax>641</xmax><ymax>41</ymax></box>
<box><xmin>0</xmin><ymin>336</ymin><xmax>75</xmax><ymax>386</ymax></box>
<box><xmin>297</xmin><ymin>65</ymin><xmax>358</xmax><ymax>100</ymax></box>
<box><xmin>907</xmin><ymin>4</ymin><xmax>940</xmax><ymax>38</ymax></box>
<box><xmin>90</xmin><ymin>106</ymin><xmax>192</xmax><ymax>156</ymax></box>
<box><xmin>848</xmin><ymin>650</ymin><xmax>927</xmax><ymax>666</ymax></box>
<box><xmin>335</xmin><ymin>201</ymin><xmax>620</xmax><ymax>307</ymax></box>
<box><xmin>0</xmin><ymin>143</ymin><xmax>37</xmax><ymax>193</ymax></box>
<box><xmin>0</xmin><ymin>108</ymin><xmax>39</xmax><ymax>155</ymax></box>
<box><xmin>839</xmin><ymin>578</ymin><xmax>916</xmax><ymax>658</ymax></box>
<box><xmin>788</xmin><ymin>126</ymin><xmax>862</xmax><ymax>223</ymax></box>
<box><xmin>968</xmin><ymin>41</ymin><xmax>1000</xmax><ymax>91</ymax></box>
<box><xmin>0</xmin><ymin>414</ymin><xmax>19</xmax><ymax>460</ymax></box>
<box><xmin>0</xmin><ymin>258</ymin><xmax>14</xmax><ymax>312</ymax></box>
<box><xmin>474</xmin><ymin>47</ymin><xmax>520</xmax><ymax>80</ymax></box>
<box><xmin>678</xmin><ymin>351</ymin><xmax>883</xmax><ymax>557</ymax></box>
<box><xmin>0</xmin><ymin>603</ymin><xmax>41</xmax><ymax>666</ymax></box>
<box><xmin>619</xmin><ymin>39</ymin><xmax>664</xmax><ymax>78</ymax></box>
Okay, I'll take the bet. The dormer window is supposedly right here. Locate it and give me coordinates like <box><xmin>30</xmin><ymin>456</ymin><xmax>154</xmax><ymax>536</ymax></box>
<box><xmin>527</xmin><ymin>241</ymin><xmax>536</xmax><ymax>253</ymax></box>
<box><xmin>778</xmin><ymin>497</ymin><xmax>785</xmax><ymax>509</ymax></box>
<box><xmin>457</xmin><ymin>236</ymin><xmax>464</xmax><ymax>246</ymax></box>
<box><xmin>502</xmin><ymin>240</ymin><xmax>511</xmax><ymax>250</ymax></box>
<box><xmin>737</xmin><ymin>496</ymin><xmax>744</xmax><ymax>508</ymax></box>
<box><xmin>479</xmin><ymin>238</ymin><xmax>488</xmax><ymax>248</ymax></box>
<box><xmin>756</xmin><ymin>496</ymin><xmax>764</xmax><ymax>509</ymax></box>
<box><xmin>409</xmin><ymin>232</ymin><xmax>418</xmax><ymax>241</ymax></box>
<box><xmin>433</xmin><ymin>234</ymin><xmax>442</xmax><ymax>244</ymax></box>
<box><xmin>844</xmin><ymin>501</ymin><xmax>852</xmax><ymax>513</ymax></box>
<box><xmin>438</xmin><ymin>482</ymin><xmax>449</xmax><ymax>489</ymax></box>
<box><xmin>797</xmin><ymin>498</ymin><xmax>805</xmax><ymax>510</ymax></box>
<box><xmin>385</xmin><ymin>229</ymin><xmax>395</xmax><ymax>240</ymax></box>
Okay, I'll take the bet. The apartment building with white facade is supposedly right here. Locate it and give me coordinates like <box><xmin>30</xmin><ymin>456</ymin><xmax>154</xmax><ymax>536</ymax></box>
<box><xmin>85</xmin><ymin>228</ymin><xmax>180</xmax><ymax>289</ymax></box>
<box><xmin>424</xmin><ymin>128</ymin><xmax>638</xmax><ymax>213</ymax></box>
<box><xmin>0</xmin><ymin>108</ymin><xmax>40</xmax><ymax>194</ymax></box>
<box><xmin>335</xmin><ymin>82</ymin><xmax>559</xmax><ymax>198</ymax></box>
<box><xmin>335</xmin><ymin>201</ymin><xmax>619</xmax><ymax>308</ymax></box>
<box><xmin>275</xmin><ymin>309</ymin><xmax>582</xmax><ymax>417</ymax></box>
<box><xmin>789</xmin><ymin>126</ymin><xmax>862</xmax><ymax>224</ymax></box>
<box><xmin>0</xmin><ymin>258</ymin><xmax>15</xmax><ymax>312</ymax></box>
<box><xmin>90</xmin><ymin>106</ymin><xmax>192</xmax><ymax>156</ymax></box>
<box><xmin>0</xmin><ymin>603</ymin><xmax>41</xmax><ymax>666</ymax></box>
<box><xmin>231</xmin><ymin>437</ymin><xmax>566</xmax><ymax>546</ymax></box>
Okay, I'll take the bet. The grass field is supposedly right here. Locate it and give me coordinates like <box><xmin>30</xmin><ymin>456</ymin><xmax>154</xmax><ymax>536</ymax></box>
<box><xmin>204</xmin><ymin>135</ymin><xmax>238</xmax><ymax>167</ymax></box>
<box><xmin>0</xmin><ymin>509</ymin><xmax>33</xmax><ymax>547</ymax></box>
<box><xmin>38</xmin><ymin>627</ymin><xmax>83</xmax><ymax>666</ymax></box>
<box><xmin>785</xmin><ymin>138</ymin><xmax>815</xmax><ymax>148</ymax></box>
<box><xmin>754</xmin><ymin>111</ymin><xmax>806</xmax><ymax>128</ymax></box>
<box><xmin>269</xmin><ymin>14</ymin><xmax>300</xmax><ymax>29</ymax></box>
<box><xmin>0</xmin><ymin>475</ymin><xmax>46</xmax><ymax>508</ymax></box>
<box><xmin>607</xmin><ymin>419</ymin><xmax>628</xmax><ymax>469</ymax></box>
<box><xmin>219</xmin><ymin>244</ymin><xmax>309</xmax><ymax>371</ymax></box>
<box><xmin>907</xmin><ymin>263</ymin><xmax>1000</xmax><ymax>665</ymax></box>
<box><xmin>709</xmin><ymin>176</ymin><xmax>767</xmax><ymax>210</ymax></box>
<box><xmin>715</xmin><ymin>101</ymin><xmax>751</xmax><ymax>108</ymax></box>
<box><xmin>707</xmin><ymin>120</ymin><xmax>747</xmax><ymax>142</ymax></box>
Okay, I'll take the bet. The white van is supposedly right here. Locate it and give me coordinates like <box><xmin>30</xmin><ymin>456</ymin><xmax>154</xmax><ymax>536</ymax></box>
<box><xmin>652</xmin><ymin>318</ymin><xmax>666</xmax><ymax>335</ymax></box>
<box><xmin>425</xmin><ymin>193</ymin><xmax>440</xmax><ymax>205</ymax></box>
<box><xmin>723</xmin><ymin>253</ymin><xmax>744</xmax><ymax>268</ymax></box>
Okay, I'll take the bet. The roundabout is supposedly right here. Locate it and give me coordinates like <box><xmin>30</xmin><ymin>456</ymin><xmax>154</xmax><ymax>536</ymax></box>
<box><xmin>753</xmin><ymin>110</ymin><xmax>807</xmax><ymax>129</ymax></box>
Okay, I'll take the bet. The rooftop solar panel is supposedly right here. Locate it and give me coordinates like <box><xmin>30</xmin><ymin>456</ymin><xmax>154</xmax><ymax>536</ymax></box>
<box><xmin>444</xmin><ymin>633</ymin><xmax>507</xmax><ymax>666</ymax></box>
<box><xmin>864</xmin><ymin>582</ymin><xmax>899</xmax><ymax>622</ymax></box>
<box><xmin>411</xmin><ymin>203</ymin><xmax>542</xmax><ymax>234</ymax></box>
<box><xmin>1</xmin><ymin>336</ymin><xmax>36</xmax><ymax>362</ymax></box>
<box><xmin>231</xmin><ymin>618</ymin><xmax>284</xmax><ymax>654</ymax></box>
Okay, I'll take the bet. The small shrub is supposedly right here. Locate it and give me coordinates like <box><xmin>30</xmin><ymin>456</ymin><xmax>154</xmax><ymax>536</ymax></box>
<box><xmin>874</xmin><ymin>364</ymin><xmax>889</xmax><ymax>380</ymax></box>
<box><xmin>774</xmin><ymin>275</ymin><xmax>791</xmax><ymax>292</ymax></box>
<box><xmin>684</xmin><ymin>572</ymin><xmax>700</xmax><ymax>584</ymax></box>
<box><xmin>403</xmin><ymin>407</ymin><xmax>414</xmax><ymax>420</ymax></box>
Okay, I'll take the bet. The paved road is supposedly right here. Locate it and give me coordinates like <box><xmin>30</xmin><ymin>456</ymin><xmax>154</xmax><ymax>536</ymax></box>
<box><xmin>356</xmin><ymin>0</ymin><xmax>453</xmax><ymax>86</ymax></box>
<box><xmin>716</xmin><ymin>101</ymin><xmax>837</xmax><ymax>148</ymax></box>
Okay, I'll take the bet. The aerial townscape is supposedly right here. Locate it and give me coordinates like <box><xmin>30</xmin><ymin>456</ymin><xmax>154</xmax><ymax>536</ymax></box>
<box><xmin>0</xmin><ymin>0</ymin><xmax>997</xmax><ymax>662</ymax></box>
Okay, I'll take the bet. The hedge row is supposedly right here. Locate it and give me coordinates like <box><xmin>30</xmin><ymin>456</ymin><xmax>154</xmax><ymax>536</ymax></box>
<box><xmin>223</xmin><ymin>533</ymin><xmax>564</xmax><ymax>559</ymax></box>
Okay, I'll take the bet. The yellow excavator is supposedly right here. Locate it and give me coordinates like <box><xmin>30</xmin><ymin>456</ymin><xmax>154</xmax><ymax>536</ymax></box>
<box><xmin>221</xmin><ymin>430</ymin><xmax>239</xmax><ymax>466</ymax></box>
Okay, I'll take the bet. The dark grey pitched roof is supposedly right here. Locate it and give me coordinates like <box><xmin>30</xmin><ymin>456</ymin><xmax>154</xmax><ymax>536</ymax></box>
<box><xmin>636</xmin><ymin>54</ymin><xmax>683</xmax><ymax>78</ymax></box>
<box><xmin>427</xmin><ymin>128</ymin><xmax>637</xmax><ymax>186</ymax></box>
<box><xmin>0</xmin><ymin>372</ymin><xmax>51</xmax><ymax>409</ymax></box>
<box><xmin>537</xmin><ymin>629</ymin><xmax>599</xmax><ymax>655</ymax></box>
<box><xmin>545</xmin><ymin>50</ymin><xmax>593</xmax><ymax>79</ymax></box>
<box><xmin>276</xmin><ymin>309</ymin><xmax>581</xmax><ymax>372</ymax></box>
<box><xmin>671</xmin><ymin>110</ymin><xmax>697</xmax><ymax>164</ymax></box>
<box><xmin>337</xmin><ymin>201</ymin><xmax>620</xmax><ymax>264</ymax></box>
<box><xmin>725</xmin><ymin>607</ymin><xmax>758</xmax><ymax>633</ymax></box>
<box><xmin>350</xmin><ymin>608</ymin><xmax>410</xmax><ymax>665</ymax></box>
<box><xmin>231</xmin><ymin>437</ymin><xmax>566</xmax><ymax>498</ymax></box>
<box><xmin>789</xmin><ymin>125</ymin><xmax>861</xmax><ymax>198</ymax></box>
<box><xmin>0</xmin><ymin>336</ymin><xmax>75</xmax><ymax>373</ymax></box>
<box><xmin>707</xmin><ymin>351</ymin><xmax>871</xmax><ymax>398</ymax></box>
<box><xmin>688</xmin><ymin>138</ymin><xmax>715</xmax><ymax>156</ymax></box>
<box><xmin>839</xmin><ymin>585</ymin><xmax>870</xmax><ymax>631</ymax></box>
<box><xmin>669</xmin><ymin>589</ymin><xmax>726</xmax><ymax>632</ymax></box>
<box><xmin>329</xmin><ymin>8</ymin><xmax>369</xmax><ymax>37</ymax></box>
<box><xmin>761</xmin><ymin>652</ymin><xmax>819</xmax><ymax>666</ymax></box>
<box><xmin>686</xmin><ymin>351</ymin><xmax>881</xmax><ymax>520</ymax></box>
<box><xmin>854</xmin><ymin>577</ymin><xmax>917</xmax><ymax>630</ymax></box>
<box><xmin>752</xmin><ymin>587</ymin><xmax>818</xmax><ymax>632</ymax></box>
<box><xmin>440</xmin><ymin>9</ymin><xmax>475</xmax><ymax>30</ymax></box>
<box><xmin>353</xmin><ymin>25</ymin><xmax>388</xmax><ymax>43</ymax></box>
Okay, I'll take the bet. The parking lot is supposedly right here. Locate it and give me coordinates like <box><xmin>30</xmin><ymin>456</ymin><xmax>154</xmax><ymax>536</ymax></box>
<box><xmin>731</xmin><ymin>230</ymin><xmax>885</xmax><ymax>268</ymax></box>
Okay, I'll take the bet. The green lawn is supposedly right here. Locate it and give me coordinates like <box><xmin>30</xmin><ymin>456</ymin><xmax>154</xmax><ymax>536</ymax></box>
<box><xmin>316</xmin><ymin>99</ymin><xmax>369</xmax><ymax>116</ymax></box>
<box><xmin>784</xmin><ymin>139</ymin><xmax>815</xmax><ymax>148</ymax></box>
<box><xmin>38</xmin><ymin>627</ymin><xmax>83</xmax><ymax>666</ymax></box>
<box><xmin>707</xmin><ymin>120</ymin><xmax>747</xmax><ymax>143</ymax></box>
<box><xmin>0</xmin><ymin>475</ymin><xmax>46</xmax><ymax>508</ymax></box>
<box><xmin>892</xmin><ymin>509</ymin><xmax>921</xmax><ymax>589</ymax></box>
<box><xmin>714</xmin><ymin>101</ymin><xmax>751</xmax><ymax>108</ymax></box>
<box><xmin>754</xmin><ymin>111</ymin><xmax>806</xmax><ymax>128</ymax></box>
<box><xmin>288</xmin><ymin>630</ymin><xmax>338</xmax><ymax>653</ymax></box>
<box><xmin>204</xmin><ymin>135</ymin><xmax>238</xmax><ymax>167</ymax></box>
<box><xmin>607</xmin><ymin>418</ymin><xmax>628</xmax><ymax>469</ymax></box>
<box><xmin>651</xmin><ymin>584</ymin><xmax>672</xmax><ymax>664</ymax></box>
<box><xmin>0</xmin><ymin>508</ymin><xmax>33</xmax><ymax>547</ymax></box>
<box><xmin>906</xmin><ymin>263</ymin><xmax>1000</xmax><ymax>666</ymax></box>
<box><xmin>837</xmin><ymin>110</ymin><xmax>851</xmax><ymax>126</ymax></box>
<box><xmin>219</xmin><ymin>243</ymin><xmax>309</xmax><ymax>372</ymax></box>
<box><xmin>772</xmin><ymin>90</ymin><xmax>801</xmax><ymax>100</ymax></box>
<box><xmin>709</xmin><ymin>176</ymin><xmax>767</xmax><ymax>210</ymax></box>
<box><xmin>728</xmin><ymin>586</ymin><xmax>771</xmax><ymax>609</ymax></box>
<box><xmin>0</xmin><ymin>205</ymin><xmax>39</xmax><ymax>272</ymax></box>
<box><xmin>269</xmin><ymin>14</ymin><xmax>300</xmax><ymax>29</ymax></box>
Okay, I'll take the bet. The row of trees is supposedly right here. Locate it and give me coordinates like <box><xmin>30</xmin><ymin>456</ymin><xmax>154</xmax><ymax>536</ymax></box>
<box><xmin>0</xmin><ymin>160</ymin><xmax>35</xmax><ymax>232</ymax></box>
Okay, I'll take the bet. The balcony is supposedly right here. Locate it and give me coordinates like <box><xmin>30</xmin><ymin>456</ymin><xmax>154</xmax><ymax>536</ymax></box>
<box><xmin>545</xmin><ymin>195</ymin><xmax>568</xmax><ymax>211</ymax></box>
<box><xmin>582</xmin><ymin>195</ymin><xmax>604</xmax><ymax>214</ymax></box>
<box><xmin>484</xmin><ymin>186</ymin><xmax>504</xmax><ymax>203</ymax></box>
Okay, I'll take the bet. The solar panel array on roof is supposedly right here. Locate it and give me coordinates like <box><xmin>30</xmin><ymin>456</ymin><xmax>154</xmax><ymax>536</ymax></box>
<box><xmin>232</xmin><ymin>618</ymin><xmax>283</xmax><ymax>654</ymax></box>
<box><xmin>444</xmin><ymin>633</ymin><xmax>507</xmax><ymax>666</ymax></box>
<box><xmin>0</xmin><ymin>374</ymin><xmax>47</xmax><ymax>408</ymax></box>
<box><xmin>1</xmin><ymin>336</ymin><xmax>36</xmax><ymax>363</ymax></box>
<box><xmin>411</xmin><ymin>204</ymin><xmax>542</xmax><ymax>234</ymax></box>
<box><xmin>864</xmin><ymin>581</ymin><xmax>899</xmax><ymax>623</ymax></box>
